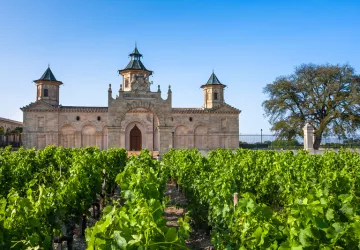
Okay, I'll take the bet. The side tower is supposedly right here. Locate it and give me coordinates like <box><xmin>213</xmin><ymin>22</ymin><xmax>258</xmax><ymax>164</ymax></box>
<box><xmin>34</xmin><ymin>66</ymin><xmax>63</xmax><ymax>106</ymax></box>
<box><xmin>21</xmin><ymin>66</ymin><xmax>63</xmax><ymax>149</ymax></box>
<box><xmin>201</xmin><ymin>71</ymin><xmax>226</xmax><ymax>109</ymax></box>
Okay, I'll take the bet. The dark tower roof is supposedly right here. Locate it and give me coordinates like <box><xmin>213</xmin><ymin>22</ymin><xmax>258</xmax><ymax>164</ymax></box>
<box><xmin>129</xmin><ymin>46</ymin><xmax>142</xmax><ymax>57</ymax></box>
<box><xmin>38</xmin><ymin>66</ymin><xmax>57</xmax><ymax>81</ymax></box>
<box><xmin>201</xmin><ymin>71</ymin><xmax>226</xmax><ymax>88</ymax></box>
<box><xmin>34</xmin><ymin>66</ymin><xmax>62</xmax><ymax>84</ymax></box>
<box><xmin>121</xmin><ymin>45</ymin><xmax>151</xmax><ymax>72</ymax></box>
<box><xmin>206</xmin><ymin>72</ymin><xmax>222</xmax><ymax>85</ymax></box>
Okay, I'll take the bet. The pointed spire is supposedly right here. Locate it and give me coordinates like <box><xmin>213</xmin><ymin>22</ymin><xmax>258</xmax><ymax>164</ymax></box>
<box><xmin>129</xmin><ymin>43</ymin><xmax>142</xmax><ymax>57</ymax></box>
<box><xmin>119</xmin><ymin>44</ymin><xmax>152</xmax><ymax>72</ymax></box>
<box><xmin>206</xmin><ymin>71</ymin><xmax>222</xmax><ymax>85</ymax></box>
<box><xmin>38</xmin><ymin>66</ymin><xmax>57</xmax><ymax>81</ymax></box>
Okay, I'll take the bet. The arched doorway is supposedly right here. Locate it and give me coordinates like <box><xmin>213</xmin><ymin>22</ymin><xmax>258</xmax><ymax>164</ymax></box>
<box><xmin>130</xmin><ymin>125</ymin><xmax>142</xmax><ymax>151</ymax></box>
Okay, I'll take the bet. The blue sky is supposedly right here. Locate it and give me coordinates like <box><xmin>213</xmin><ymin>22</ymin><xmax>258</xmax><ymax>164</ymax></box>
<box><xmin>0</xmin><ymin>0</ymin><xmax>359</xmax><ymax>134</ymax></box>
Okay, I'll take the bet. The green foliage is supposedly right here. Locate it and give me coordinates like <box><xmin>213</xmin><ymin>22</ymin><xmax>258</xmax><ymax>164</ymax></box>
<box><xmin>86</xmin><ymin>150</ymin><xmax>190</xmax><ymax>249</ymax></box>
<box><xmin>163</xmin><ymin>148</ymin><xmax>360</xmax><ymax>249</ymax></box>
<box><xmin>262</xmin><ymin>63</ymin><xmax>360</xmax><ymax>149</ymax></box>
<box><xmin>0</xmin><ymin>146</ymin><xmax>127</xmax><ymax>249</ymax></box>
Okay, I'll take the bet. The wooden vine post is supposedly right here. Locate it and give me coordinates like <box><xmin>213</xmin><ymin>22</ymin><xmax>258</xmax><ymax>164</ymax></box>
<box><xmin>233</xmin><ymin>193</ymin><xmax>238</xmax><ymax>208</ymax></box>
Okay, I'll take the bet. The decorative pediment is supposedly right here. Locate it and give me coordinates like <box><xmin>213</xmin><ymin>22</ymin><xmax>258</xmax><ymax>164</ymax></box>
<box><xmin>211</xmin><ymin>104</ymin><xmax>241</xmax><ymax>113</ymax></box>
<box><xmin>21</xmin><ymin>100</ymin><xmax>58</xmax><ymax>111</ymax></box>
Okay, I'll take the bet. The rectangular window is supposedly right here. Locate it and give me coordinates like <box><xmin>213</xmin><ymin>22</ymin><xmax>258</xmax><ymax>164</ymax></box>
<box><xmin>214</xmin><ymin>92</ymin><xmax>218</xmax><ymax>100</ymax></box>
<box><xmin>44</xmin><ymin>89</ymin><xmax>49</xmax><ymax>97</ymax></box>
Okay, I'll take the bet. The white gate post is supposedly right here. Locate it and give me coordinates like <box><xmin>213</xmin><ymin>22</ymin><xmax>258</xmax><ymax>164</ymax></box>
<box><xmin>303</xmin><ymin>123</ymin><xmax>315</xmax><ymax>150</ymax></box>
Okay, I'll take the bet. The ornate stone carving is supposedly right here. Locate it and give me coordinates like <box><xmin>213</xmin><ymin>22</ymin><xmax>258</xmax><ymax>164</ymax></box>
<box><xmin>131</xmin><ymin>73</ymin><xmax>149</xmax><ymax>92</ymax></box>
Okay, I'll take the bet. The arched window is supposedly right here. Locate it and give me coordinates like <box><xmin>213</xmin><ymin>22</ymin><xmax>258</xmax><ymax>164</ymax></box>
<box><xmin>214</xmin><ymin>92</ymin><xmax>218</xmax><ymax>100</ymax></box>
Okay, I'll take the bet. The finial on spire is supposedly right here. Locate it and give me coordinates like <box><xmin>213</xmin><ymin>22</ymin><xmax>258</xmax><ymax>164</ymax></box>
<box><xmin>168</xmin><ymin>85</ymin><xmax>172</xmax><ymax>93</ymax></box>
<box><xmin>48</xmin><ymin>63</ymin><xmax>50</xmax><ymax>68</ymax></box>
<box><xmin>108</xmin><ymin>83</ymin><xmax>112</xmax><ymax>91</ymax></box>
<box><xmin>158</xmin><ymin>85</ymin><xmax>161</xmax><ymax>92</ymax></box>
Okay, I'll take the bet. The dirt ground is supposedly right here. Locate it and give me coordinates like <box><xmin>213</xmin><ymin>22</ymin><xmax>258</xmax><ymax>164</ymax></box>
<box><xmin>164</xmin><ymin>181</ymin><xmax>214</xmax><ymax>250</ymax></box>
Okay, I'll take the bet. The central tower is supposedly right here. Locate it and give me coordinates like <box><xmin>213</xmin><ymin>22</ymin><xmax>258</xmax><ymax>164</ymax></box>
<box><xmin>108</xmin><ymin>45</ymin><xmax>173</xmax><ymax>155</ymax></box>
<box><xmin>118</xmin><ymin>45</ymin><xmax>153</xmax><ymax>92</ymax></box>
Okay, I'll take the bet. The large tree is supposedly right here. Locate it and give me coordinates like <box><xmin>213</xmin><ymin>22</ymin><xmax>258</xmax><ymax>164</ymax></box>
<box><xmin>262</xmin><ymin>63</ymin><xmax>360</xmax><ymax>149</ymax></box>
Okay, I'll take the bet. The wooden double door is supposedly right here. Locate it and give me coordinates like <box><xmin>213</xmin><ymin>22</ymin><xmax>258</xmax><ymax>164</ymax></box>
<box><xmin>130</xmin><ymin>125</ymin><xmax>142</xmax><ymax>151</ymax></box>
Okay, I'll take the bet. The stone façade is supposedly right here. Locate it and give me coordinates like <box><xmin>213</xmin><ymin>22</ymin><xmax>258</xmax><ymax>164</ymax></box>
<box><xmin>21</xmin><ymin>46</ymin><xmax>241</xmax><ymax>154</ymax></box>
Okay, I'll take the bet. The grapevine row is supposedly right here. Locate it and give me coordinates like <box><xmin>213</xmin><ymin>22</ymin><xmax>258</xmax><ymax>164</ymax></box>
<box><xmin>85</xmin><ymin>150</ymin><xmax>190</xmax><ymax>249</ymax></box>
<box><xmin>0</xmin><ymin>146</ymin><xmax>127</xmax><ymax>249</ymax></box>
<box><xmin>163</xmin><ymin>148</ymin><xmax>360</xmax><ymax>249</ymax></box>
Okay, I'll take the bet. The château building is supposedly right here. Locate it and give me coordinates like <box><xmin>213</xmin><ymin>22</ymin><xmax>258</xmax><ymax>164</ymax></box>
<box><xmin>21</xmin><ymin>46</ymin><xmax>240</xmax><ymax>154</ymax></box>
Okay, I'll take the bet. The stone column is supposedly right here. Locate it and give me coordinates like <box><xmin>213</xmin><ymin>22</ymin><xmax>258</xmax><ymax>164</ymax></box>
<box><xmin>120</xmin><ymin>130</ymin><xmax>125</xmax><ymax>149</ymax></box>
<box><xmin>75</xmin><ymin>131</ymin><xmax>82</xmax><ymax>148</ymax></box>
<box><xmin>188</xmin><ymin>130</ymin><xmax>194</xmax><ymax>148</ymax></box>
<box><xmin>303</xmin><ymin>123</ymin><xmax>315</xmax><ymax>150</ymax></box>
<box><xmin>95</xmin><ymin>132</ymin><xmax>102</xmax><ymax>149</ymax></box>
<box><xmin>146</xmin><ymin>131</ymin><xmax>154</xmax><ymax>151</ymax></box>
<box><xmin>108</xmin><ymin>126</ymin><xmax>121</xmax><ymax>149</ymax></box>
<box><xmin>158</xmin><ymin>126</ymin><xmax>173</xmax><ymax>155</ymax></box>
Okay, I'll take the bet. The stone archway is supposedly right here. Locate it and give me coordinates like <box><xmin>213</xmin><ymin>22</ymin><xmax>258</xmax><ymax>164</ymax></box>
<box><xmin>108</xmin><ymin>99</ymin><xmax>173</xmax><ymax>154</ymax></box>
<box><xmin>174</xmin><ymin>125</ymin><xmax>188</xmax><ymax>148</ymax></box>
<box><xmin>60</xmin><ymin>124</ymin><xmax>76</xmax><ymax>148</ymax></box>
<box><xmin>194</xmin><ymin>125</ymin><xmax>207</xmax><ymax>150</ymax></box>
<box><xmin>130</xmin><ymin>125</ymin><xmax>142</xmax><ymax>151</ymax></box>
<box><xmin>82</xmin><ymin>125</ymin><xmax>96</xmax><ymax>147</ymax></box>
<box><xmin>124</xmin><ymin>121</ymin><xmax>146</xmax><ymax>151</ymax></box>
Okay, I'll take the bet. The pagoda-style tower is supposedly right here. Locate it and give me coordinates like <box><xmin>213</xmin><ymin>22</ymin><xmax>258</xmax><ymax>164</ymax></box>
<box><xmin>34</xmin><ymin>66</ymin><xmax>63</xmax><ymax>106</ymax></box>
<box><xmin>118</xmin><ymin>45</ymin><xmax>153</xmax><ymax>92</ymax></box>
<box><xmin>201</xmin><ymin>71</ymin><xmax>226</xmax><ymax>108</ymax></box>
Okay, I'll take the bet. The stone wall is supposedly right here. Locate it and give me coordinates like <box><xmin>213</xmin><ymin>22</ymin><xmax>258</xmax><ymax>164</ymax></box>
<box><xmin>172</xmin><ymin>112</ymin><xmax>239</xmax><ymax>149</ymax></box>
<box><xmin>23</xmin><ymin>109</ymin><xmax>108</xmax><ymax>149</ymax></box>
<box><xmin>0</xmin><ymin>117</ymin><xmax>22</xmax><ymax>144</ymax></box>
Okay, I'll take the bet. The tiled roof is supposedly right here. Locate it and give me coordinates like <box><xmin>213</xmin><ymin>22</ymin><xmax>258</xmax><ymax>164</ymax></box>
<box><xmin>172</xmin><ymin>104</ymin><xmax>240</xmax><ymax>114</ymax></box>
<box><xmin>21</xmin><ymin>102</ymin><xmax>108</xmax><ymax>112</ymax></box>
<box><xmin>0</xmin><ymin>117</ymin><xmax>23</xmax><ymax>125</ymax></box>
<box><xmin>60</xmin><ymin>106</ymin><xmax>108</xmax><ymax>112</ymax></box>
<box><xmin>171</xmin><ymin>108</ymin><xmax>204</xmax><ymax>113</ymax></box>
<box><xmin>22</xmin><ymin>102</ymin><xmax>240</xmax><ymax>114</ymax></box>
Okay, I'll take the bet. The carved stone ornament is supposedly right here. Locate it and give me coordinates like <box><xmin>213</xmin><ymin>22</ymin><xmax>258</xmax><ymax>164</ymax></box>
<box><xmin>131</xmin><ymin>74</ymin><xmax>149</xmax><ymax>92</ymax></box>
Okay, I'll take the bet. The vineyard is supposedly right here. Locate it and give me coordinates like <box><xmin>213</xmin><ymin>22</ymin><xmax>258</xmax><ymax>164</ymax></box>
<box><xmin>0</xmin><ymin>146</ymin><xmax>360</xmax><ymax>249</ymax></box>
<box><xmin>163</xmin><ymin>149</ymin><xmax>360</xmax><ymax>249</ymax></box>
